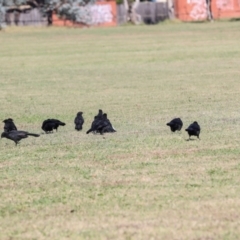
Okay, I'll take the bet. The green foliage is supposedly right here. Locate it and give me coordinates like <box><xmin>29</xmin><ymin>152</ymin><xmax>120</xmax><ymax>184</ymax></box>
<box><xmin>0</xmin><ymin>0</ymin><xmax>98</xmax><ymax>28</ymax></box>
<box><xmin>116</xmin><ymin>0</ymin><xmax>123</xmax><ymax>4</ymax></box>
<box><xmin>58</xmin><ymin>2</ymin><xmax>93</xmax><ymax>24</ymax></box>
<box><xmin>54</xmin><ymin>0</ymin><xmax>97</xmax><ymax>24</ymax></box>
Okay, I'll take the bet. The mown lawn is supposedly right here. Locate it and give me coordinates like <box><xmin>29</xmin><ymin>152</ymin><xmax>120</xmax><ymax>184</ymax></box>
<box><xmin>0</xmin><ymin>21</ymin><xmax>240</xmax><ymax>239</ymax></box>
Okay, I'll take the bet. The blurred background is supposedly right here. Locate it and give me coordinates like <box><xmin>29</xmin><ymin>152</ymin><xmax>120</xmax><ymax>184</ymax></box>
<box><xmin>0</xmin><ymin>0</ymin><xmax>240</xmax><ymax>30</ymax></box>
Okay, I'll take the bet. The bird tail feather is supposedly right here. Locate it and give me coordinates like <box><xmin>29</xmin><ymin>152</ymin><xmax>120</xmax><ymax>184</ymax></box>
<box><xmin>28</xmin><ymin>133</ymin><xmax>40</xmax><ymax>137</ymax></box>
<box><xmin>86</xmin><ymin>129</ymin><xmax>92</xmax><ymax>134</ymax></box>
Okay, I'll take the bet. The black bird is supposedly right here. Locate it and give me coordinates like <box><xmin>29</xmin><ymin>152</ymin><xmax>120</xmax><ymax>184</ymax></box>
<box><xmin>41</xmin><ymin>119</ymin><xmax>66</xmax><ymax>133</ymax></box>
<box><xmin>74</xmin><ymin>112</ymin><xmax>84</xmax><ymax>131</ymax></box>
<box><xmin>89</xmin><ymin>113</ymin><xmax>112</xmax><ymax>134</ymax></box>
<box><xmin>86</xmin><ymin>109</ymin><xmax>104</xmax><ymax>134</ymax></box>
<box><xmin>86</xmin><ymin>116</ymin><xmax>99</xmax><ymax>134</ymax></box>
<box><xmin>166</xmin><ymin>118</ymin><xmax>183</xmax><ymax>132</ymax></box>
<box><xmin>86</xmin><ymin>111</ymin><xmax>116</xmax><ymax>135</ymax></box>
<box><xmin>99</xmin><ymin>113</ymin><xmax>116</xmax><ymax>134</ymax></box>
<box><xmin>185</xmin><ymin>121</ymin><xmax>201</xmax><ymax>140</ymax></box>
<box><xmin>3</xmin><ymin>118</ymin><xmax>17</xmax><ymax>132</ymax></box>
<box><xmin>95</xmin><ymin>109</ymin><xmax>103</xmax><ymax>118</ymax></box>
<box><xmin>1</xmin><ymin>130</ymin><xmax>40</xmax><ymax>146</ymax></box>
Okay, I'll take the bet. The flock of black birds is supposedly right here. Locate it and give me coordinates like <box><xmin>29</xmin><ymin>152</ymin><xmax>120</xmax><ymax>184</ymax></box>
<box><xmin>86</xmin><ymin>110</ymin><xmax>116</xmax><ymax>135</ymax></box>
<box><xmin>1</xmin><ymin>109</ymin><xmax>201</xmax><ymax>146</ymax></box>
<box><xmin>166</xmin><ymin>118</ymin><xmax>201</xmax><ymax>139</ymax></box>
<box><xmin>1</xmin><ymin>109</ymin><xmax>116</xmax><ymax>146</ymax></box>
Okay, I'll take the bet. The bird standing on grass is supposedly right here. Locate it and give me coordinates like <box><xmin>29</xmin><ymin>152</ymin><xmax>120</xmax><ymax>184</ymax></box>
<box><xmin>95</xmin><ymin>109</ymin><xmax>103</xmax><ymax>118</ymax></box>
<box><xmin>86</xmin><ymin>109</ymin><xmax>103</xmax><ymax>134</ymax></box>
<box><xmin>86</xmin><ymin>110</ymin><xmax>116</xmax><ymax>135</ymax></box>
<box><xmin>74</xmin><ymin>112</ymin><xmax>84</xmax><ymax>131</ymax></box>
<box><xmin>99</xmin><ymin>113</ymin><xmax>116</xmax><ymax>134</ymax></box>
<box><xmin>41</xmin><ymin>119</ymin><xmax>66</xmax><ymax>133</ymax></box>
<box><xmin>166</xmin><ymin>118</ymin><xmax>183</xmax><ymax>132</ymax></box>
<box><xmin>185</xmin><ymin>121</ymin><xmax>201</xmax><ymax>140</ymax></box>
<box><xmin>3</xmin><ymin>118</ymin><xmax>17</xmax><ymax>132</ymax></box>
<box><xmin>1</xmin><ymin>130</ymin><xmax>40</xmax><ymax>146</ymax></box>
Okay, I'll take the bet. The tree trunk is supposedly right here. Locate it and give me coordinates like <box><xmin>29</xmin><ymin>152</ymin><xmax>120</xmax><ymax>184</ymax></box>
<box><xmin>167</xmin><ymin>0</ymin><xmax>175</xmax><ymax>19</ymax></box>
<box><xmin>123</xmin><ymin>0</ymin><xmax>142</xmax><ymax>24</ymax></box>
<box><xmin>206</xmin><ymin>0</ymin><xmax>213</xmax><ymax>21</ymax></box>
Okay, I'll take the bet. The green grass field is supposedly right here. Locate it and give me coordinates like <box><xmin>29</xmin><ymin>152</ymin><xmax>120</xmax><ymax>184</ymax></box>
<box><xmin>1</xmin><ymin>22</ymin><xmax>240</xmax><ymax>239</ymax></box>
